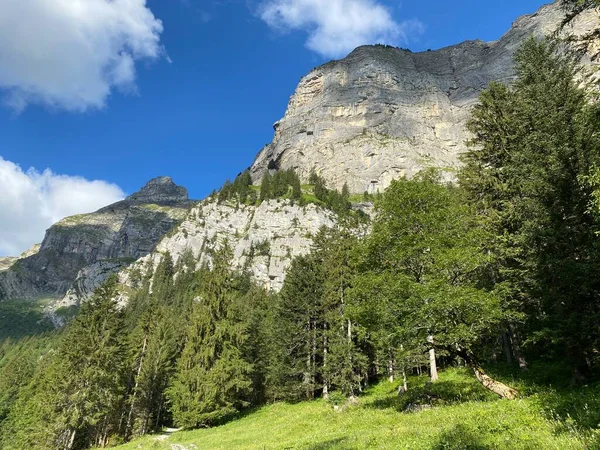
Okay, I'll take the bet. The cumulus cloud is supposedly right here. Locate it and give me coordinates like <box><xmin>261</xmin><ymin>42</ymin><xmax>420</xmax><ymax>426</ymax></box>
<box><xmin>0</xmin><ymin>0</ymin><xmax>164</xmax><ymax>112</ymax></box>
<box><xmin>258</xmin><ymin>0</ymin><xmax>424</xmax><ymax>58</ymax></box>
<box><xmin>0</xmin><ymin>157</ymin><xmax>125</xmax><ymax>256</ymax></box>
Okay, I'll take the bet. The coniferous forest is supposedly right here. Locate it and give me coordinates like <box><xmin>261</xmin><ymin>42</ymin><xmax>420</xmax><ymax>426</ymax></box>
<box><xmin>1</xmin><ymin>37</ymin><xmax>600</xmax><ymax>449</ymax></box>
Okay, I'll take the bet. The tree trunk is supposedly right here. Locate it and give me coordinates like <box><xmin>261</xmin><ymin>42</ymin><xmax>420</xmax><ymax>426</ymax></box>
<box><xmin>508</xmin><ymin>325</ymin><xmax>528</xmax><ymax>370</ymax></box>
<box><xmin>154</xmin><ymin>397</ymin><xmax>164</xmax><ymax>432</ymax></box>
<box><xmin>502</xmin><ymin>332</ymin><xmax>513</xmax><ymax>365</ymax></box>
<box><xmin>428</xmin><ymin>335</ymin><xmax>439</xmax><ymax>382</ymax></box>
<box><xmin>66</xmin><ymin>429</ymin><xmax>76</xmax><ymax>450</ymax></box>
<box><xmin>388</xmin><ymin>354</ymin><xmax>394</xmax><ymax>383</ymax></box>
<box><xmin>311</xmin><ymin>319</ymin><xmax>316</xmax><ymax>397</ymax></box>
<box><xmin>305</xmin><ymin>318</ymin><xmax>312</xmax><ymax>400</ymax></box>
<box><xmin>323</xmin><ymin>330</ymin><xmax>329</xmax><ymax>400</ymax></box>
<box><xmin>458</xmin><ymin>349</ymin><xmax>519</xmax><ymax>399</ymax></box>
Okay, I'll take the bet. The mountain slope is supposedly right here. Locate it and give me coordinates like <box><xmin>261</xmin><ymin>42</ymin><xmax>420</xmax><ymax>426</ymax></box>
<box><xmin>0</xmin><ymin>177</ymin><xmax>193</xmax><ymax>302</ymax></box>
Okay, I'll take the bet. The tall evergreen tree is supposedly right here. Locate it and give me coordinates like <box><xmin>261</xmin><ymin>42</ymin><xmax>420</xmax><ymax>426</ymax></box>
<box><xmin>167</xmin><ymin>246</ymin><xmax>253</xmax><ymax>428</ymax></box>
<box><xmin>460</xmin><ymin>37</ymin><xmax>600</xmax><ymax>377</ymax></box>
<box><xmin>259</xmin><ymin>172</ymin><xmax>272</xmax><ymax>202</ymax></box>
<box><xmin>3</xmin><ymin>277</ymin><xmax>127</xmax><ymax>449</ymax></box>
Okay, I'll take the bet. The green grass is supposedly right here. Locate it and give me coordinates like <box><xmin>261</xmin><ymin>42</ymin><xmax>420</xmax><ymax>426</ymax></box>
<box><xmin>113</xmin><ymin>368</ymin><xmax>599</xmax><ymax>449</ymax></box>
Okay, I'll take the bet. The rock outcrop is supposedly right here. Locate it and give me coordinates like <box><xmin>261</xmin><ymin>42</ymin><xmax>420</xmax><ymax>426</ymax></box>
<box><xmin>250</xmin><ymin>1</ymin><xmax>600</xmax><ymax>192</ymax></box>
<box><xmin>109</xmin><ymin>199</ymin><xmax>336</xmax><ymax>302</ymax></box>
<box><xmin>0</xmin><ymin>177</ymin><xmax>193</xmax><ymax>301</ymax></box>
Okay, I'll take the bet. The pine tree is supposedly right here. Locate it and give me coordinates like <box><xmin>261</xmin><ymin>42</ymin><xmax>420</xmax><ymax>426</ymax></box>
<box><xmin>218</xmin><ymin>180</ymin><xmax>232</xmax><ymax>204</ymax></box>
<box><xmin>272</xmin><ymin>254</ymin><xmax>325</xmax><ymax>401</ymax></box>
<box><xmin>316</xmin><ymin>228</ymin><xmax>365</xmax><ymax>399</ymax></box>
<box><xmin>291</xmin><ymin>172</ymin><xmax>302</xmax><ymax>201</ymax></box>
<box><xmin>4</xmin><ymin>277</ymin><xmax>128</xmax><ymax>449</ymax></box>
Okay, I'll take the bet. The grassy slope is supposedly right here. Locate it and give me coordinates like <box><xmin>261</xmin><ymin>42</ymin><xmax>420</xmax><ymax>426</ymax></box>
<box><xmin>114</xmin><ymin>368</ymin><xmax>599</xmax><ymax>450</ymax></box>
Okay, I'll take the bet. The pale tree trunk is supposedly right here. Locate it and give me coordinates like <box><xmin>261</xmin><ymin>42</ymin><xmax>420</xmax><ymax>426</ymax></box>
<box><xmin>509</xmin><ymin>325</ymin><xmax>528</xmax><ymax>370</ymax></box>
<box><xmin>305</xmin><ymin>319</ymin><xmax>312</xmax><ymax>399</ymax></box>
<box><xmin>458</xmin><ymin>349</ymin><xmax>519</xmax><ymax>399</ymax></box>
<box><xmin>428</xmin><ymin>335</ymin><xmax>439</xmax><ymax>382</ymax></box>
<box><xmin>323</xmin><ymin>329</ymin><xmax>329</xmax><ymax>400</ymax></box>
<box><xmin>388</xmin><ymin>354</ymin><xmax>394</xmax><ymax>383</ymax></box>
<box><xmin>399</xmin><ymin>345</ymin><xmax>408</xmax><ymax>392</ymax></box>
<box><xmin>311</xmin><ymin>319</ymin><xmax>316</xmax><ymax>396</ymax></box>
<box><xmin>66</xmin><ymin>429</ymin><xmax>76</xmax><ymax>450</ymax></box>
<box><xmin>347</xmin><ymin>319</ymin><xmax>356</xmax><ymax>400</ymax></box>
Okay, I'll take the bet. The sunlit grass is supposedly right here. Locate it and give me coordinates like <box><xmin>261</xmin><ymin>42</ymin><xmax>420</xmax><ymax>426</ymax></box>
<box><xmin>114</xmin><ymin>368</ymin><xmax>598</xmax><ymax>449</ymax></box>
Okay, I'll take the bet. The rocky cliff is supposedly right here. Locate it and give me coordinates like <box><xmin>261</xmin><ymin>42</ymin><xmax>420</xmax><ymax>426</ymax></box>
<box><xmin>250</xmin><ymin>1</ymin><xmax>600</xmax><ymax>192</ymax></box>
<box><xmin>0</xmin><ymin>177</ymin><xmax>193</xmax><ymax>301</ymax></box>
<box><xmin>54</xmin><ymin>198</ymin><xmax>337</xmax><ymax>309</ymax></box>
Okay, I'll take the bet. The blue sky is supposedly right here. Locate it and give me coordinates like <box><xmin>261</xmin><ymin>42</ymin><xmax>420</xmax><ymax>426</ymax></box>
<box><xmin>0</xmin><ymin>0</ymin><xmax>549</xmax><ymax>255</ymax></box>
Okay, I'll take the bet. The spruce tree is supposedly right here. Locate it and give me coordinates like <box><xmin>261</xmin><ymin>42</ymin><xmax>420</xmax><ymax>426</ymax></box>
<box><xmin>167</xmin><ymin>246</ymin><xmax>253</xmax><ymax>428</ymax></box>
<box><xmin>4</xmin><ymin>277</ymin><xmax>127</xmax><ymax>449</ymax></box>
<box><xmin>460</xmin><ymin>37</ymin><xmax>600</xmax><ymax>378</ymax></box>
<box><xmin>273</xmin><ymin>254</ymin><xmax>325</xmax><ymax>400</ymax></box>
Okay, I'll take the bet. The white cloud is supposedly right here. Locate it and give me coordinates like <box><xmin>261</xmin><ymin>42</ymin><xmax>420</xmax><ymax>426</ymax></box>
<box><xmin>0</xmin><ymin>0</ymin><xmax>164</xmax><ymax>112</ymax></box>
<box><xmin>0</xmin><ymin>157</ymin><xmax>125</xmax><ymax>256</ymax></box>
<box><xmin>258</xmin><ymin>0</ymin><xmax>424</xmax><ymax>58</ymax></box>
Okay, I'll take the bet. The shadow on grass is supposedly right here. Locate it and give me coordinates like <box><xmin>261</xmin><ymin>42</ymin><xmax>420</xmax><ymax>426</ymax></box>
<box><xmin>432</xmin><ymin>424</ymin><xmax>492</xmax><ymax>450</ymax></box>
<box><xmin>366</xmin><ymin>377</ymin><xmax>496</xmax><ymax>413</ymax></box>
<box><xmin>487</xmin><ymin>362</ymin><xmax>600</xmax><ymax>440</ymax></box>
<box><xmin>303</xmin><ymin>437</ymin><xmax>349</xmax><ymax>450</ymax></box>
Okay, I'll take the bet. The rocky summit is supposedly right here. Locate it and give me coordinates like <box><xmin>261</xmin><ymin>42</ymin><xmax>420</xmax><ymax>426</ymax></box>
<box><xmin>125</xmin><ymin>176</ymin><xmax>189</xmax><ymax>204</ymax></box>
<box><xmin>250</xmin><ymin>1</ymin><xmax>600</xmax><ymax>193</ymax></box>
<box><xmin>0</xmin><ymin>177</ymin><xmax>193</xmax><ymax>301</ymax></box>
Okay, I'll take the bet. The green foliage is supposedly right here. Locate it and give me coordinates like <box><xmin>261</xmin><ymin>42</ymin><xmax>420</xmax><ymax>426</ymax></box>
<box><xmin>459</xmin><ymin>37</ymin><xmax>600</xmax><ymax>374</ymax></box>
<box><xmin>217</xmin><ymin>171</ymin><xmax>254</xmax><ymax>205</ymax></box>
<box><xmin>308</xmin><ymin>171</ymin><xmax>352</xmax><ymax>216</ymax></box>
<box><xmin>167</xmin><ymin>246</ymin><xmax>254</xmax><ymax>428</ymax></box>
<box><xmin>258</xmin><ymin>169</ymin><xmax>303</xmax><ymax>204</ymax></box>
<box><xmin>2</xmin><ymin>277</ymin><xmax>127</xmax><ymax>449</ymax></box>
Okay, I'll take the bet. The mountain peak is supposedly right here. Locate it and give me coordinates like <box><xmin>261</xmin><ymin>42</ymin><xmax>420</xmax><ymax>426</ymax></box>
<box><xmin>126</xmin><ymin>176</ymin><xmax>189</xmax><ymax>204</ymax></box>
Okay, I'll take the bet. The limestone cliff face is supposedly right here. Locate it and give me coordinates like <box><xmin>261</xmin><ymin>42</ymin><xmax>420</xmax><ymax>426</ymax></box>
<box><xmin>112</xmin><ymin>199</ymin><xmax>336</xmax><ymax>298</ymax></box>
<box><xmin>250</xmin><ymin>1</ymin><xmax>600</xmax><ymax>193</ymax></box>
<box><xmin>0</xmin><ymin>177</ymin><xmax>192</xmax><ymax>301</ymax></box>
